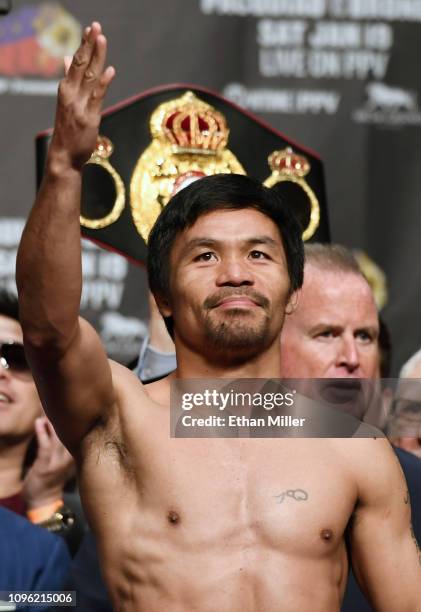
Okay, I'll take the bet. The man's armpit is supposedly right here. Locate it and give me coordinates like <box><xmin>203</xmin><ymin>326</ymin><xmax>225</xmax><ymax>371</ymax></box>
<box><xmin>77</xmin><ymin>413</ymin><xmax>135</xmax><ymax>480</ymax></box>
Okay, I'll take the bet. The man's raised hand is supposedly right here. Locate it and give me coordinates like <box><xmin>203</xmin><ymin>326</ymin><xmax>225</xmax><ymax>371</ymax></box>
<box><xmin>50</xmin><ymin>22</ymin><xmax>115</xmax><ymax>172</ymax></box>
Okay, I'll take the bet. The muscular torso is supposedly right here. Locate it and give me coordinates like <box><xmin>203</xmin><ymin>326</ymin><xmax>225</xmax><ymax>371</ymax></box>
<box><xmin>78</xmin><ymin>369</ymin><xmax>361</xmax><ymax>612</ymax></box>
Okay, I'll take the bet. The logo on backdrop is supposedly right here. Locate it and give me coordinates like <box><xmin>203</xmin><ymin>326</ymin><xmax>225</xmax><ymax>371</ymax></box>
<box><xmin>0</xmin><ymin>218</ymin><xmax>141</xmax><ymax>362</ymax></box>
<box><xmin>100</xmin><ymin>311</ymin><xmax>147</xmax><ymax>341</ymax></box>
<box><xmin>353</xmin><ymin>82</ymin><xmax>421</xmax><ymax>126</ymax></box>
<box><xmin>0</xmin><ymin>2</ymin><xmax>81</xmax><ymax>95</ymax></box>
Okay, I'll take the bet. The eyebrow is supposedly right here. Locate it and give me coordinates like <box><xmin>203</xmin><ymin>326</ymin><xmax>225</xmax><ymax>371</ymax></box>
<box><xmin>246</xmin><ymin>236</ymin><xmax>279</xmax><ymax>248</ymax></box>
<box><xmin>310</xmin><ymin>323</ymin><xmax>379</xmax><ymax>337</ymax></box>
<box><xmin>309</xmin><ymin>323</ymin><xmax>341</xmax><ymax>335</ymax></box>
<box><xmin>180</xmin><ymin>235</ymin><xmax>280</xmax><ymax>257</ymax></box>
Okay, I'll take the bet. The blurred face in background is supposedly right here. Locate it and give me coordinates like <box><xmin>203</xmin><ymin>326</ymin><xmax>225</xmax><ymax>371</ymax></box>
<box><xmin>279</xmin><ymin>265</ymin><xmax>379</xmax><ymax>379</ymax></box>
<box><xmin>279</xmin><ymin>265</ymin><xmax>380</xmax><ymax>413</ymax></box>
<box><xmin>0</xmin><ymin>315</ymin><xmax>42</xmax><ymax>445</ymax></box>
<box><xmin>389</xmin><ymin>366</ymin><xmax>421</xmax><ymax>459</ymax></box>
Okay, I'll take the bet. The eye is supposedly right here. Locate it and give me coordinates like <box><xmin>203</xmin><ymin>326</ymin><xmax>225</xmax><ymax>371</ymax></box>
<box><xmin>316</xmin><ymin>329</ymin><xmax>335</xmax><ymax>339</ymax></box>
<box><xmin>194</xmin><ymin>252</ymin><xmax>217</xmax><ymax>262</ymax></box>
<box><xmin>249</xmin><ymin>250</ymin><xmax>269</xmax><ymax>260</ymax></box>
<box><xmin>356</xmin><ymin>330</ymin><xmax>374</xmax><ymax>343</ymax></box>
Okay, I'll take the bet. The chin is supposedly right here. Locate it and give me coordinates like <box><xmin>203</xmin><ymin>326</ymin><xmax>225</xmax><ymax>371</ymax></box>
<box><xmin>204</xmin><ymin>318</ymin><xmax>272</xmax><ymax>354</ymax></box>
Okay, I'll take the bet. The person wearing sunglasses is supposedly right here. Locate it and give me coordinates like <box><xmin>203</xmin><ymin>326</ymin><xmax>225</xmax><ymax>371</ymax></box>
<box><xmin>0</xmin><ymin>290</ymin><xmax>45</xmax><ymax>514</ymax></box>
<box><xmin>0</xmin><ymin>340</ymin><xmax>30</xmax><ymax>375</ymax></box>
<box><xmin>0</xmin><ymin>290</ymin><xmax>83</xmax><ymax>552</ymax></box>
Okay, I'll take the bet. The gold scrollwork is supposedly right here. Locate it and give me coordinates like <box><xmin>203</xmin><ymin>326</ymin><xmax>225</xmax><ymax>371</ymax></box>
<box><xmin>263</xmin><ymin>148</ymin><xmax>320</xmax><ymax>242</ymax></box>
<box><xmin>80</xmin><ymin>136</ymin><xmax>126</xmax><ymax>230</ymax></box>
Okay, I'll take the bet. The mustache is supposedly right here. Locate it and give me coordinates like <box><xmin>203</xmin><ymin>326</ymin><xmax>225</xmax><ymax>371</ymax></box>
<box><xmin>203</xmin><ymin>288</ymin><xmax>270</xmax><ymax>310</ymax></box>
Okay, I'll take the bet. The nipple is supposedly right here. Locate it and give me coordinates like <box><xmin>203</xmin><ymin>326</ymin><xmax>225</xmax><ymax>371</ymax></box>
<box><xmin>167</xmin><ymin>510</ymin><xmax>180</xmax><ymax>525</ymax></box>
<box><xmin>320</xmin><ymin>529</ymin><xmax>333</xmax><ymax>542</ymax></box>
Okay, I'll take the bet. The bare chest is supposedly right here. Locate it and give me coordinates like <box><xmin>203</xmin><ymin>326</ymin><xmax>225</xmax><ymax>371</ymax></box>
<box><xmin>154</xmin><ymin>439</ymin><xmax>352</xmax><ymax>547</ymax></box>
<box><xmin>83</xmin><ymin>412</ymin><xmax>357</xmax><ymax>560</ymax></box>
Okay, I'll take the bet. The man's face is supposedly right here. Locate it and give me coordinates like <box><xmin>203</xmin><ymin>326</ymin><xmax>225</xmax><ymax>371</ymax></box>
<box><xmin>391</xmin><ymin>367</ymin><xmax>421</xmax><ymax>459</ymax></box>
<box><xmin>161</xmin><ymin>208</ymin><xmax>292</xmax><ymax>360</ymax></box>
<box><xmin>0</xmin><ymin>315</ymin><xmax>42</xmax><ymax>443</ymax></box>
<box><xmin>279</xmin><ymin>264</ymin><xmax>380</xmax><ymax>380</ymax></box>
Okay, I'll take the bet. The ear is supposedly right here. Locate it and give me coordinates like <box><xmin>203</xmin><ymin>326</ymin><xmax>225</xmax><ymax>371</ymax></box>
<box><xmin>285</xmin><ymin>290</ymin><xmax>300</xmax><ymax>316</ymax></box>
<box><xmin>153</xmin><ymin>292</ymin><xmax>172</xmax><ymax>318</ymax></box>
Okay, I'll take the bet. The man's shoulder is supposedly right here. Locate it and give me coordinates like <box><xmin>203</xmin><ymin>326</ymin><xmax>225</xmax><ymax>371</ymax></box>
<box><xmin>107</xmin><ymin>359</ymin><xmax>170</xmax><ymax>419</ymax></box>
<box><xmin>109</xmin><ymin>358</ymin><xmax>142</xmax><ymax>382</ymax></box>
<box><xmin>353</xmin><ymin>421</ymin><xmax>385</xmax><ymax>439</ymax></box>
<box><xmin>330</xmin><ymin>436</ymin><xmax>398</xmax><ymax>479</ymax></box>
<box><xmin>109</xmin><ymin>358</ymin><xmax>148</xmax><ymax>402</ymax></box>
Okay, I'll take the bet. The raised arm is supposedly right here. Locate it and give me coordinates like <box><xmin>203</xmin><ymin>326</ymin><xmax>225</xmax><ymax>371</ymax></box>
<box><xmin>16</xmin><ymin>23</ymin><xmax>116</xmax><ymax>452</ymax></box>
<box><xmin>349</xmin><ymin>439</ymin><xmax>421</xmax><ymax>611</ymax></box>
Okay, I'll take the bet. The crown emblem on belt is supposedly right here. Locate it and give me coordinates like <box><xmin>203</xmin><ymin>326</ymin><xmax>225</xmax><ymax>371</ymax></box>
<box><xmin>264</xmin><ymin>147</ymin><xmax>320</xmax><ymax>241</ymax></box>
<box><xmin>267</xmin><ymin>148</ymin><xmax>310</xmax><ymax>178</ymax></box>
<box><xmin>151</xmin><ymin>91</ymin><xmax>229</xmax><ymax>154</ymax></box>
<box><xmin>130</xmin><ymin>91</ymin><xmax>245</xmax><ymax>242</ymax></box>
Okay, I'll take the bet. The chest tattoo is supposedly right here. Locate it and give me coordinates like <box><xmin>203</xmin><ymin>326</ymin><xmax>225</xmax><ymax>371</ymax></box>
<box><xmin>274</xmin><ymin>489</ymin><xmax>309</xmax><ymax>504</ymax></box>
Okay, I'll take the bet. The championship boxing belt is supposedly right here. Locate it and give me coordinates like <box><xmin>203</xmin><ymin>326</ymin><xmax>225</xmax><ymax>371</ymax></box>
<box><xmin>36</xmin><ymin>84</ymin><xmax>330</xmax><ymax>263</ymax></box>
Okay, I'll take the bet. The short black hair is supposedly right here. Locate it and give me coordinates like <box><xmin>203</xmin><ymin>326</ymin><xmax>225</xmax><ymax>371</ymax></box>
<box><xmin>147</xmin><ymin>174</ymin><xmax>304</xmax><ymax>310</ymax></box>
<box><xmin>0</xmin><ymin>289</ymin><xmax>19</xmax><ymax>322</ymax></box>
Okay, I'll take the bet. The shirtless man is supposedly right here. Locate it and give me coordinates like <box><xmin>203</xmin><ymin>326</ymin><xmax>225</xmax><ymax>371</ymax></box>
<box><xmin>16</xmin><ymin>23</ymin><xmax>421</xmax><ymax>612</ymax></box>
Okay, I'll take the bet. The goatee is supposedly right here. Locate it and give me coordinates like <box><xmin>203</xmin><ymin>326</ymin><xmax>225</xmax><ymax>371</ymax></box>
<box><xmin>202</xmin><ymin>288</ymin><xmax>271</xmax><ymax>352</ymax></box>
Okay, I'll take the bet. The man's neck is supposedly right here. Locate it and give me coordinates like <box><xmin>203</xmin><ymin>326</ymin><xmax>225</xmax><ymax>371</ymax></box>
<box><xmin>174</xmin><ymin>339</ymin><xmax>282</xmax><ymax>379</ymax></box>
<box><xmin>0</xmin><ymin>439</ymin><xmax>29</xmax><ymax>498</ymax></box>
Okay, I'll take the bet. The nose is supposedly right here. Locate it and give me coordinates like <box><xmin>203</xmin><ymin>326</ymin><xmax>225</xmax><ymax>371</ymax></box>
<box><xmin>215</xmin><ymin>256</ymin><xmax>254</xmax><ymax>287</ymax></box>
<box><xmin>337</xmin><ymin>335</ymin><xmax>360</xmax><ymax>373</ymax></box>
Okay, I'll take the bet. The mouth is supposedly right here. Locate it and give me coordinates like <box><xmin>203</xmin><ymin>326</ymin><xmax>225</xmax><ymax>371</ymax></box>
<box><xmin>319</xmin><ymin>379</ymin><xmax>362</xmax><ymax>404</ymax></box>
<box><xmin>0</xmin><ymin>391</ymin><xmax>12</xmax><ymax>404</ymax></box>
<box><xmin>216</xmin><ymin>297</ymin><xmax>259</xmax><ymax>309</ymax></box>
<box><xmin>204</xmin><ymin>289</ymin><xmax>270</xmax><ymax>314</ymax></box>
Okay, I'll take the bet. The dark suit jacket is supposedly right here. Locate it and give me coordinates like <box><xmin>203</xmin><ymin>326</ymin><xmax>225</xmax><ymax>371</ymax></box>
<box><xmin>341</xmin><ymin>447</ymin><xmax>421</xmax><ymax>611</ymax></box>
<box><xmin>0</xmin><ymin>507</ymin><xmax>70</xmax><ymax>611</ymax></box>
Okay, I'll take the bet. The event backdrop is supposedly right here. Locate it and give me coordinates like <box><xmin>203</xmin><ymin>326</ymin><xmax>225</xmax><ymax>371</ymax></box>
<box><xmin>1</xmin><ymin>0</ymin><xmax>421</xmax><ymax>371</ymax></box>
